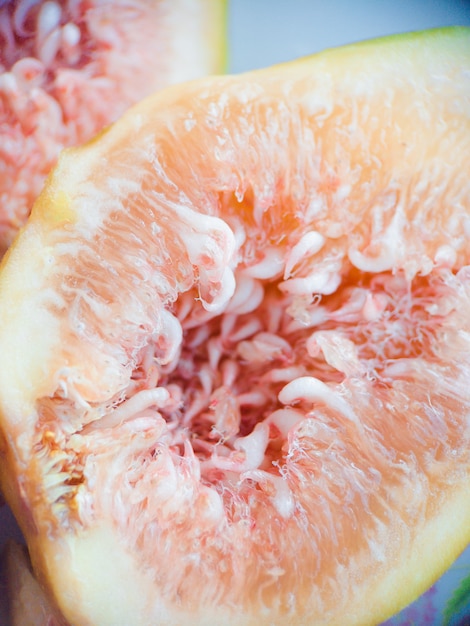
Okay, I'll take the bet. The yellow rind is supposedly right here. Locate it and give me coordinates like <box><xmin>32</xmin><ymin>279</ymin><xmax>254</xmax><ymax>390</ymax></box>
<box><xmin>207</xmin><ymin>0</ymin><xmax>229</xmax><ymax>73</ymax></box>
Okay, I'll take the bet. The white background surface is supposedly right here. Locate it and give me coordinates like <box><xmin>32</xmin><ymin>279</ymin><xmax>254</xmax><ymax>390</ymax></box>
<box><xmin>1</xmin><ymin>0</ymin><xmax>470</xmax><ymax>623</ymax></box>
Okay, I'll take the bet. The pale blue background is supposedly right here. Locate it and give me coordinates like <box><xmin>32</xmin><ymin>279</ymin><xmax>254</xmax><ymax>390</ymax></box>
<box><xmin>228</xmin><ymin>0</ymin><xmax>470</xmax><ymax>72</ymax></box>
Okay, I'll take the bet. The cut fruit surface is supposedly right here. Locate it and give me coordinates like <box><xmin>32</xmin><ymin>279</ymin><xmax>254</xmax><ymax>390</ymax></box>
<box><xmin>0</xmin><ymin>0</ymin><xmax>227</xmax><ymax>257</ymax></box>
<box><xmin>0</xmin><ymin>26</ymin><xmax>469</xmax><ymax>626</ymax></box>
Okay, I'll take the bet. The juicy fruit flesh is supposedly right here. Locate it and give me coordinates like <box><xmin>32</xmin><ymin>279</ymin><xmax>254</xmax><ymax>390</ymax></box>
<box><xmin>33</xmin><ymin>114</ymin><xmax>470</xmax><ymax>619</ymax></box>
<box><xmin>0</xmin><ymin>27</ymin><xmax>469</xmax><ymax>626</ymax></box>
<box><xmin>34</xmin><ymin>243</ymin><xmax>470</xmax><ymax>616</ymax></box>
<box><xmin>0</xmin><ymin>0</ymin><xmax>122</xmax><ymax>252</ymax></box>
<box><xmin>97</xmin><ymin>271</ymin><xmax>461</xmax><ymax>485</ymax></box>
<box><xmin>58</xmin><ymin>268</ymin><xmax>468</xmax><ymax>611</ymax></box>
<box><xmin>0</xmin><ymin>0</ymin><xmax>226</xmax><ymax>256</ymax></box>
